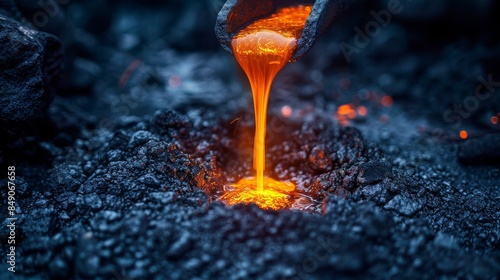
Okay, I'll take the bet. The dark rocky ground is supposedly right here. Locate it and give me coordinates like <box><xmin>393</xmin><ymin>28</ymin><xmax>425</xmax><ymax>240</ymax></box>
<box><xmin>1</xmin><ymin>0</ymin><xmax>499</xmax><ymax>279</ymax></box>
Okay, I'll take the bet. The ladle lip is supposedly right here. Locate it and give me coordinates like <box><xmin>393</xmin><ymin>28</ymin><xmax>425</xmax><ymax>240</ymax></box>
<box><xmin>214</xmin><ymin>0</ymin><xmax>351</xmax><ymax>60</ymax></box>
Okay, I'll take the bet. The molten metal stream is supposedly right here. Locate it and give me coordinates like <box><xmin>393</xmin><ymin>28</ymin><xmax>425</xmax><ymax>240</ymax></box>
<box><xmin>221</xmin><ymin>6</ymin><xmax>311</xmax><ymax>210</ymax></box>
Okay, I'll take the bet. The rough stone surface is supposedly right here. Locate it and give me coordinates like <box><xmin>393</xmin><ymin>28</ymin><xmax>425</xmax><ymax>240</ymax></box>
<box><xmin>384</xmin><ymin>194</ymin><xmax>422</xmax><ymax>217</ymax></box>
<box><xmin>0</xmin><ymin>13</ymin><xmax>62</xmax><ymax>140</ymax></box>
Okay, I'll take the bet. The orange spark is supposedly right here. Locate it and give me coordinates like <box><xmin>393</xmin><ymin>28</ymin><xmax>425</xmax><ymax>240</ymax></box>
<box><xmin>381</xmin><ymin>95</ymin><xmax>393</xmax><ymax>107</ymax></box>
<box><xmin>459</xmin><ymin>130</ymin><xmax>468</xmax><ymax>139</ymax></box>
<box><xmin>281</xmin><ymin>105</ymin><xmax>292</xmax><ymax>117</ymax></box>
<box><xmin>338</xmin><ymin>104</ymin><xmax>357</xmax><ymax>118</ymax></box>
<box><xmin>347</xmin><ymin>109</ymin><xmax>356</xmax><ymax>119</ymax></box>
<box><xmin>336</xmin><ymin>104</ymin><xmax>357</xmax><ymax>126</ymax></box>
<box><xmin>337</xmin><ymin>104</ymin><xmax>353</xmax><ymax>115</ymax></box>
<box><xmin>357</xmin><ymin>106</ymin><xmax>368</xmax><ymax>116</ymax></box>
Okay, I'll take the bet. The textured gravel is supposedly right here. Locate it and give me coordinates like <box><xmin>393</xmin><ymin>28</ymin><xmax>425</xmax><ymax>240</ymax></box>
<box><xmin>1</xmin><ymin>0</ymin><xmax>499</xmax><ymax>279</ymax></box>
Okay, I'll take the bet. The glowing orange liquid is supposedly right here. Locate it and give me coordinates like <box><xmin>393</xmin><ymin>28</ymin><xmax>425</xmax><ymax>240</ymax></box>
<box><xmin>223</xmin><ymin>6</ymin><xmax>311</xmax><ymax>209</ymax></box>
<box><xmin>219</xmin><ymin>177</ymin><xmax>295</xmax><ymax>210</ymax></box>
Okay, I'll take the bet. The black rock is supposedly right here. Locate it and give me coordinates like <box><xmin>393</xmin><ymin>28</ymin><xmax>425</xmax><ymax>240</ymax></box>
<box><xmin>0</xmin><ymin>11</ymin><xmax>62</xmax><ymax>140</ymax></box>
<box><xmin>357</xmin><ymin>161</ymin><xmax>392</xmax><ymax>185</ymax></box>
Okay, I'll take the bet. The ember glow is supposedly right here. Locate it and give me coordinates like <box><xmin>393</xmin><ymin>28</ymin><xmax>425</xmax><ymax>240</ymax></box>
<box><xmin>336</xmin><ymin>104</ymin><xmax>358</xmax><ymax>126</ymax></box>
<box><xmin>222</xmin><ymin>5</ymin><xmax>311</xmax><ymax>209</ymax></box>
<box><xmin>281</xmin><ymin>105</ymin><xmax>292</xmax><ymax>118</ymax></box>
<box><xmin>381</xmin><ymin>95</ymin><xmax>393</xmax><ymax>107</ymax></box>
<box><xmin>334</xmin><ymin>94</ymin><xmax>394</xmax><ymax>126</ymax></box>
<box><xmin>357</xmin><ymin>105</ymin><xmax>368</xmax><ymax>116</ymax></box>
<box><xmin>491</xmin><ymin>115</ymin><xmax>499</xmax><ymax>125</ymax></box>
<box><xmin>460</xmin><ymin>130</ymin><xmax>468</xmax><ymax>139</ymax></box>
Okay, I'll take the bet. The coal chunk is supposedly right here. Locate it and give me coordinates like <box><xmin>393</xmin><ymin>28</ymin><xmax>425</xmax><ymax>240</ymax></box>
<box><xmin>357</xmin><ymin>161</ymin><xmax>392</xmax><ymax>185</ymax></box>
<box><xmin>49</xmin><ymin>164</ymin><xmax>86</xmax><ymax>193</ymax></box>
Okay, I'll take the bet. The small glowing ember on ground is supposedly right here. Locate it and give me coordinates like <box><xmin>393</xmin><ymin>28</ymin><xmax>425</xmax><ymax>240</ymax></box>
<box><xmin>219</xmin><ymin>177</ymin><xmax>295</xmax><ymax>210</ymax></box>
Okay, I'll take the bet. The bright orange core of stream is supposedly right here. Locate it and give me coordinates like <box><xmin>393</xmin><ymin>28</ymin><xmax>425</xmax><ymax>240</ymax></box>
<box><xmin>220</xmin><ymin>5</ymin><xmax>312</xmax><ymax>210</ymax></box>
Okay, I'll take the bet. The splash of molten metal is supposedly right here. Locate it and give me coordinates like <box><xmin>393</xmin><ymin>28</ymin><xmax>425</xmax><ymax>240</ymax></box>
<box><xmin>219</xmin><ymin>177</ymin><xmax>295</xmax><ymax>210</ymax></box>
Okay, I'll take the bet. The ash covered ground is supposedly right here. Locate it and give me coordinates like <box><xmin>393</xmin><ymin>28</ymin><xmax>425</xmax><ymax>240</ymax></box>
<box><xmin>1</xmin><ymin>0</ymin><xmax>499</xmax><ymax>279</ymax></box>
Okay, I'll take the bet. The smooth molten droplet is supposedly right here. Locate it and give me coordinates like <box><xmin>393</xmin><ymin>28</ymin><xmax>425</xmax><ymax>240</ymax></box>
<box><xmin>223</xmin><ymin>5</ymin><xmax>311</xmax><ymax>210</ymax></box>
